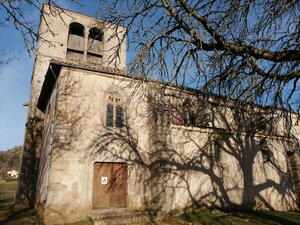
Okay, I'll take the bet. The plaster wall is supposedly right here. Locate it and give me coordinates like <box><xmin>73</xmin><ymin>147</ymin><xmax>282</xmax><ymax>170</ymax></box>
<box><xmin>40</xmin><ymin>68</ymin><xmax>151</xmax><ymax>224</ymax></box>
<box><xmin>35</xmin><ymin>83</ymin><xmax>58</xmax><ymax>213</ymax></box>
<box><xmin>37</xmin><ymin>66</ymin><xmax>300</xmax><ymax>224</ymax></box>
<box><xmin>164</xmin><ymin>125</ymin><xmax>297</xmax><ymax>211</ymax></box>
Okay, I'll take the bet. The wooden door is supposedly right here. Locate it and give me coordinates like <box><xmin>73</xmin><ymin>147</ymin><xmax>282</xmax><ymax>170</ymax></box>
<box><xmin>92</xmin><ymin>162</ymin><xmax>127</xmax><ymax>209</ymax></box>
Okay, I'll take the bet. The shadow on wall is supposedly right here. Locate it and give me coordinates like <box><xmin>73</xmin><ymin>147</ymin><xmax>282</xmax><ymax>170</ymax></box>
<box><xmin>52</xmin><ymin>71</ymin><xmax>92</xmax><ymax>155</ymax></box>
<box><xmin>34</xmin><ymin>71</ymin><xmax>92</xmax><ymax>218</ymax></box>
<box><xmin>90</xmin><ymin>88</ymin><xmax>299</xmax><ymax>214</ymax></box>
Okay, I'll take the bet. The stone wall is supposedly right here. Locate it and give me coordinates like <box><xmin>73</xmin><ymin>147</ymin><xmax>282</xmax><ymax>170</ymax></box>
<box><xmin>17</xmin><ymin>4</ymin><xmax>127</xmax><ymax>209</ymax></box>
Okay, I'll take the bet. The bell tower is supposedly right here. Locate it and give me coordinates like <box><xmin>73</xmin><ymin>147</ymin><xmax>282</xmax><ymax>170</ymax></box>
<box><xmin>15</xmin><ymin>4</ymin><xmax>126</xmax><ymax>207</ymax></box>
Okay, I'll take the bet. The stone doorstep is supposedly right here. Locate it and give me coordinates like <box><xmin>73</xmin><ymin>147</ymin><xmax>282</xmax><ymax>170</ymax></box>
<box><xmin>91</xmin><ymin>222</ymin><xmax>184</xmax><ymax>225</ymax></box>
<box><xmin>91</xmin><ymin>219</ymin><xmax>152</xmax><ymax>225</ymax></box>
<box><xmin>89</xmin><ymin>208</ymin><xmax>158</xmax><ymax>225</ymax></box>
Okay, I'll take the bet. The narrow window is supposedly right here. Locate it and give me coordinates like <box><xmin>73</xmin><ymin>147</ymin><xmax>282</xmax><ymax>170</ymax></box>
<box><xmin>87</xmin><ymin>27</ymin><xmax>103</xmax><ymax>64</ymax></box>
<box><xmin>183</xmin><ymin>108</ymin><xmax>191</xmax><ymax>124</ymax></box>
<box><xmin>67</xmin><ymin>22</ymin><xmax>85</xmax><ymax>61</ymax></box>
<box><xmin>182</xmin><ymin>99</ymin><xmax>196</xmax><ymax>125</ymax></box>
<box><xmin>116</xmin><ymin>105</ymin><xmax>124</xmax><ymax>128</ymax></box>
<box><xmin>106</xmin><ymin>92</ymin><xmax>124</xmax><ymax>128</ymax></box>
<box><xmin>260</xmin><ymin>139</ymin><xmax>273</xmax><ymax>163</ymax></box>
<box><xmin>213</xmin><ymin>141</ymin><xmax>222</xmax><ymax>162</ymax></box>
<box><xmin>106</xmin><ymin>104</ymin><xmax>114</xmax><ymax>127</ymax></box>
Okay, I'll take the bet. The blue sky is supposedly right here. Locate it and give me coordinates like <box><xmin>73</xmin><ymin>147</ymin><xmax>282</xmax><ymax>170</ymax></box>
<box><xmin>0</xmin><ymin>24</ymin><xmax>33</xmax><ymax>151</ymax></box>
<box><xmin>0</xmin><ymin>1</ymin><xmax>102</xmax><ymax>151</ymax></box>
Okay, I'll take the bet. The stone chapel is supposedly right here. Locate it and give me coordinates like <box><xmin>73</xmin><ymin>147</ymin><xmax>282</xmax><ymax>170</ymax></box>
<box><xmin>16</xmin><ymin>4</ymin><xmax>300</xmax><ymax>225</ymax></box>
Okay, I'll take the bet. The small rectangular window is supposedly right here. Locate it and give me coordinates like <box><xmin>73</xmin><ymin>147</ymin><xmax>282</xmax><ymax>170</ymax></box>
<box><xmin>116</xmin><ymin>106</ymin><xmax>124</xmax><ymax>128</ymax></box>
<box><xmin>106</xmin><ymin>104</ymin><xmax>114</xmax><ymax>127</ymax></box>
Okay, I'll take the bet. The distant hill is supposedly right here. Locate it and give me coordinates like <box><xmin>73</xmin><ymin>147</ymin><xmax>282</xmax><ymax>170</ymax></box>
<box><xmin>0</xmin><ymin>146</ymin><xmax>22</xmax><ymax>171</ymax></box>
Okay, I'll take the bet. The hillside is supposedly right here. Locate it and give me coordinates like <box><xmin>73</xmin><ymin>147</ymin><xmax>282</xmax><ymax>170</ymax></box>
<box><xmin>0</xmin><ymin>146</ymin><xmax>21</xmax><ymax>171</ymax></box>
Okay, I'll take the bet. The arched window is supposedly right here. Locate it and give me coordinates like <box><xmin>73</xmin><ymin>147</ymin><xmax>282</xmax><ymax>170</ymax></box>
<box><xmin>182</xmin><ymin>99</ymin><xmax>193</xmax><ymax>124</ymax></box>
<box><xmin>67</xmin><ymin>22</ymin><xmax>85</xmax><ymax>61</ymax></box>
<box><xmin>87</xmin><ymin>27</ymin><xmax>103</xmax><ymax>64</ymax></box>
<box><xmin>106</xmin><ymin>92</ymin><xmax>124</xmax><ymax>128</ymax></box>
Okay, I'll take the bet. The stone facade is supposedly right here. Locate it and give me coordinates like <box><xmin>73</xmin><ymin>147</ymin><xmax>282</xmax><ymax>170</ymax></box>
<box><xmin>17</xmin><ymin>4</ymin><xmax>300</xmax><ymax>225</ymax></box>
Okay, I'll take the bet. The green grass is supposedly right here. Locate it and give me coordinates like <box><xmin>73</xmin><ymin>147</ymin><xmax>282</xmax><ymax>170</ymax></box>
<box><xmin>177</xmin><ymin>209</ymin><xmax>300</xmax><ymax>225</ymax></box>
<box><xmin>178</xmin><ymin>209</ymin><xmax>231</xmax><ymax>225</ymax></box>
<box><xmin>0</xmin><ymin>181</ymin><xmax>17</xmax><ymax>191</ymax></box>
<box><xmin>0</xmin><ymin>180</ymin><xmax>90</xmax><ymax>225</ymax></box>
<box><xmin>0</xmin><ymin>181</ymin><xmax>41</xmax><ymax>225</ymax></box>
<box><xmin>0</xmin><ymin>181</ymin><xmax>17</xmax><ymax>202</ymax></box>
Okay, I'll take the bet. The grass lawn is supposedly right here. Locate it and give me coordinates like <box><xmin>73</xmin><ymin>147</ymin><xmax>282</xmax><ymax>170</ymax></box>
<box><xmin>177</xmin><ymin>209</ymin><xmax>300</xmax><ymax>225</ymax></box>
<box><xmin>0</xmin><ymin>181</ymin><xmax>17</xmax><ymax>191</ymax></box>
<box><xmin>0</xmin><ymin>181</ymin><xmax>17</xmax><ymax>202</ymax></box>
<box><xmin>0</xmin><ymin>181</ymin><xmax>92</xmax><ymax>225</ymax></box>
<box><xmin>0</xmin><ymin>180</ymin><xmax>41</xmax><ymax>225</ymax></box>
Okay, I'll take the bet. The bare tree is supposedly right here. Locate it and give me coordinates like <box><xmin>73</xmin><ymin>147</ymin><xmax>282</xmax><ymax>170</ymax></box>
<box><xmin>0</xmin><ymin>0</ymin><xmax>40</xmax><ymax>52</ymax></box>
<box><xmin>1</xmin><ymin>1</ymin><xmax>299</xmax><ymax>112</ymax></box>
<box><xmin>0</xmin><ymin>49</ymin><xmax>13</xmax><ymax>69</ymax></box>
<box><xmin>3</xmin><ymin>0</ymin><xmax>298</xmax><ymax>114</ymax></box>
<box><xmin>100</xmin><ymin>0</ymin><xmax>300</xmax><ymax>115</ymax></box>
